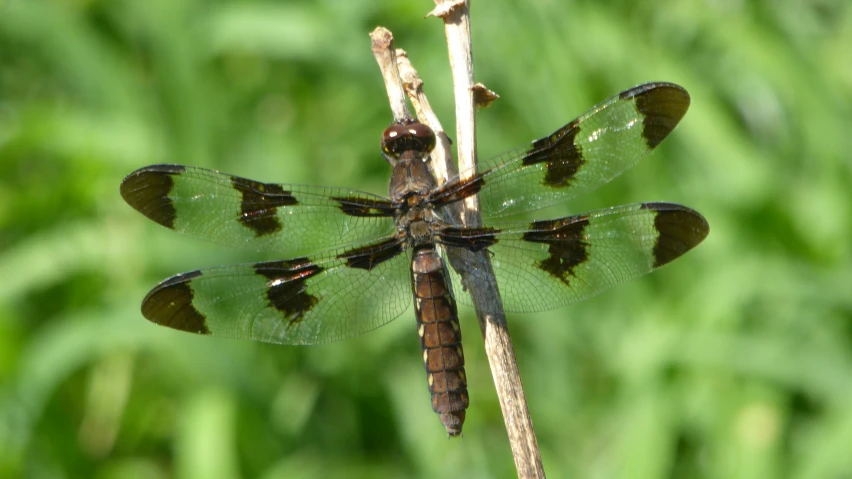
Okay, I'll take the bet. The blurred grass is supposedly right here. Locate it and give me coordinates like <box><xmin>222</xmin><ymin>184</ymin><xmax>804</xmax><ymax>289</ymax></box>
<box><xmin>1</xmin><ymin>0</ymin><xmax>851</xmax><ymax>477</ymax></box>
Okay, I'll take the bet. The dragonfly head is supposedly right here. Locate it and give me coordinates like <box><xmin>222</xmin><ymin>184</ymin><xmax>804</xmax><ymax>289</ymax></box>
<box><xmin>381</xmin><ymin>121</ymin><xmax>436</xmax><ymax>164</ymax></box>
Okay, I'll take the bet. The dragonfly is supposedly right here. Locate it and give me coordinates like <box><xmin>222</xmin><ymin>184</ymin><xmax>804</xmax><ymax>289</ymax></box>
<box><xmin>120</xmin><ymin>82</ymin><xmax>708</xmax><ymax>436</ymax></box>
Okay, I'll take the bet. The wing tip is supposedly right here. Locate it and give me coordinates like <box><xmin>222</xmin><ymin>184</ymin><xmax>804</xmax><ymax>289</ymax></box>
<box><xmin>622</xmin><ymin>83</ymin><xmax>690</xmax><ymax>149</ymax></box>
<box><xmin>141</xmin><ymin>270</ymin><xmax>211</xmax><ymax>335</ymax></box>
<box><xmin>641</xmin><ymin>202</ymin><xmax>708</xmax><ymax>268</ymax></box>
<box><xmin>120</xmin><ymin>165</ymin><xmax>185</xmax><ymax>229</ymax></box>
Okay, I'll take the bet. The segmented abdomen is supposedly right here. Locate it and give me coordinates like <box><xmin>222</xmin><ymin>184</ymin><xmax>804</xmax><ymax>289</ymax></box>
<box><xmin>411</xmin><ymin>245</ymin><xmax>468</xmax><ymax>436</ymax></box>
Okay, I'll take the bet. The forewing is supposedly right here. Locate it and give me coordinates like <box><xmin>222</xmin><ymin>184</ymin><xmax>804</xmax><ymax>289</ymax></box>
<box><xmin>440</xmin><ymin>203</ymin><xmax>708</xmax><ymax>312</ymax></box>
<box><xmin>429</xmin><ymin>83</ymin><xmax>690</xmax><ymax>218</ymax></box>
<box><xmin>121</xmin><ymin>164</ymin><xmax>397</xmax><ymax>253</ymax></box>
<box><xmin>140</xmin><ymin>237</ymin><xmax>412</xmax><ymax>345</ymax></box>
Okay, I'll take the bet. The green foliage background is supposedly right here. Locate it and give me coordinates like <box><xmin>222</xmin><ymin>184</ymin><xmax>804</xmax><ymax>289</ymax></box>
<box><xmin>1</xmin><ymin>0</ymin><xmax>850</xmax><ymax>477</ymax></box>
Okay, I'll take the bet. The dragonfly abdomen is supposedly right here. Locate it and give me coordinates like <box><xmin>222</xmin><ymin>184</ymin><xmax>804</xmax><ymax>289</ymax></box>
<box><xmin>411</xmin><ymin>245</ymin><xmax>469</xmax><ymax>436</ymax></box>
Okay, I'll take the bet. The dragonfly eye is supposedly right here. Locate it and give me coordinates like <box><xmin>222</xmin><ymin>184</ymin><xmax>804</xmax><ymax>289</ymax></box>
<box><xmin>381</xmin><ymin>121</ymin><xmax>436</xmax><ymax>157</ymax></box>
<box><xmin>381</xmin><ymin>123</ymin><xmax>408</xmax><ymax>143</ymax></box>
<box><xmin>406</xmin><ymin>122</ymin><xmax>436</xmax><ymax>148</ymax></box>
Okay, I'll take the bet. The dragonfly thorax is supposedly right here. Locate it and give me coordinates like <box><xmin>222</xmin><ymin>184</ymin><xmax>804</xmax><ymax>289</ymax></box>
<box><xmin>388</xmin><ymin>150</ymin><xmax>438</xmax><ymax>204</ymax></box>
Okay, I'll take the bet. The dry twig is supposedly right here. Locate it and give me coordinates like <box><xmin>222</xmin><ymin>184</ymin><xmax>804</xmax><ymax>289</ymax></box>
<box><xmin>371</xmin><ymin>2</ymin><xmax>545</xmax><ymax>474</ymax></box>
